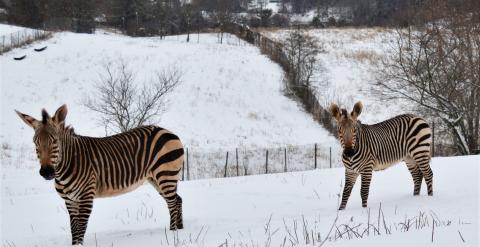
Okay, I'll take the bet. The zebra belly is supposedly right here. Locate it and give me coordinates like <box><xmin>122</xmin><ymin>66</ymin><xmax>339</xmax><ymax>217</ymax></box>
<box><xmin>373</xmin><ymin>159</ymin><xmax>402</xmax><ymax>171</ymax></box>
<box><xmin>95</xmin><ymin>178</ymin><xmax>148</xmax><ymax>198</ymax></box>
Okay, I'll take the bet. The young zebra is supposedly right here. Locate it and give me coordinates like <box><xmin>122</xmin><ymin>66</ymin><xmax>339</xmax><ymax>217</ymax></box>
<box><xmin>329</xmin><ymin>101</ymin><xmax>433</xmax><ymax>210</ymax></box>
<box><xmin>16</xmin><ymin>105</ymin><xmax>185</xmax><ymax>245</ymax></box>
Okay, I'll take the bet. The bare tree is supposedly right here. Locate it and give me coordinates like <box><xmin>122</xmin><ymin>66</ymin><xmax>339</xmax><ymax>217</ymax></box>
<box><xmin>283</xmin><ymin>29</ymin><xmax>323</xmax><ymax>89</ymax></box>
<box><xmin>376</xmin><ymin>5</ymin><xmax>480</xmax><ymax>154</ymax></box>
<box><xmin>84</xmin><ymin>59</ymin><xmax>182</xmax><ymax>134</ymax></box>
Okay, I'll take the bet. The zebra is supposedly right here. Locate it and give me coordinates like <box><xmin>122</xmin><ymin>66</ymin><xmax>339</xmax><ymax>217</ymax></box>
<box><xmin>16</xmin><ymin>105</ymin><xmax>185</xmax><ymax>245</ymax></box>
<box><xmin>329</xmin><ymin>101</ymin><xmax>433</xmax><ymax>210</ymax></box>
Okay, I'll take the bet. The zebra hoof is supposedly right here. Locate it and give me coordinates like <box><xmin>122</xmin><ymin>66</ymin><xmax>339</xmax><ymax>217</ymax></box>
<box><xmin>177</xmin><ymin>224</ymin><xmax>184</xmax><ymax>229</ymax></box>
<box><xmin>413</xmin><ymin>192</ymin><xmax>420</xmax><ymax>196</ymax></box>
<box><xmin>362</xmin><ymin>204</ymin><xmax>367</xmax><ymax>208</ymax></box>
<box><xmin>428</xmin><ymin>192</ymin><xmax>433</xmax><ymax>196</ymax></box>
<box><xmin>338</xmin><ymin>206</ymin><xmax>345</xmax><ymax>210</ymax></box>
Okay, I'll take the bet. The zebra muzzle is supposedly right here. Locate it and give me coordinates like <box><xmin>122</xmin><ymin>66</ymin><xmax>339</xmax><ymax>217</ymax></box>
<box><xmin>343</xmin><ymin>148</ymin><xmax>355</xmax><ymax>158</ymax></box>
<box><xmin>39</xmin><ymin>165</ymin><xmax>55</xmax><ymax>180</ymax></box>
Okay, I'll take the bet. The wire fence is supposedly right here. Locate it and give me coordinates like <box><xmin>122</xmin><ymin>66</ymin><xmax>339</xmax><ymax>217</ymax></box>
<box><xmin>181</xmin><ymin>143</ymin><xmax>343</xmax><ymax>180</ymax></box>
<box><xmin>0</xmin><ymin>28</ymin><xmax>52</xmax><ymax>55</ymax></box>
<box><xmin>226</xmin><ymin>23</ymin><xmax>338</xmax><ymax>137</ymax></box>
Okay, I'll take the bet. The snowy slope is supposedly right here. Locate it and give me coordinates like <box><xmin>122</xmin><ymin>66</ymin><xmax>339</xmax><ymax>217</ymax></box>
<box><xmin>0</xmin><ymin>23</ymin><xmax>32</xmax><ymax>36</ymax></box>
<box><xmin>263</xmin><ymin>28</ymin><xmax>409</xmax><ymax>124</ymax></box>
<box><xmin>0</xmin><ymin>29</ymin><xmax>337</xmax><ymax>151</ymax></box>
<box><xmin>2</xmin><ymin>147</ymin><xmax>478</xmax><ymax>246</ymax></box>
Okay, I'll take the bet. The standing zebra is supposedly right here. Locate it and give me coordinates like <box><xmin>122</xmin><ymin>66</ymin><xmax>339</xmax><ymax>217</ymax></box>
<box><xmin>16</xmin><ymin>105</ymin><xmax>185</xmax><ymax>245</ymax></box>
<box><xmin>329</xmin><ymin>101</ymin><xmax>433</xmax><ymax>210</ymax></box>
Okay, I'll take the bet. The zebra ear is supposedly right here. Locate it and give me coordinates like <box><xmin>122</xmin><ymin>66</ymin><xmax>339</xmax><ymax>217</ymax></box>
<box><xmin>351</xmin><ymin>101</ymin><xmax>363</xmax><ymax>120</ymax></box>
<box><xmin>53</xmin><ymin>104</ymin><xmax>68</xmax><ymax>125</ymax></box>
<box><xmin>15</xmin><ymin>110</ymin><xmax>40</xmax><ymax>129</ymax></box>
<box><xmin>329</xmin><ymin>104</ymin><xmax>341</xmax><ymax>122</ymax></box>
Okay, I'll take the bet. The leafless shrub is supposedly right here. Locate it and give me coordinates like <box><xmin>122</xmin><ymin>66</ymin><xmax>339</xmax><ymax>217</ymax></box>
<box><xmin>83</xmin><ymin>59</ymin><xmax>182</xmax><ymax>134</ymax></box>
<box><xmin>284</xmin><ymin>29</ymin><xmax>324</xmax><ymax>89</ymax></box>
<box><xmin>375</xmin><ymin>9</ymin><xmax>480</xmax><ymax>155</ymax></box>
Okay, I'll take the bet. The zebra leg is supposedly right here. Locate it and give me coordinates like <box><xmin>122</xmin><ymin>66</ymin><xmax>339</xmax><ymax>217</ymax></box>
<box><xmin>71</xmin><ymin>197</ymin><xmax>94</xmax><ymax>245</ymax></box>
<box><xmin>414</xmin><ymin>154</ymin><xmax>434</xmax><ymax>196</ymax></box>
<box><xmin>176</xmin><ymin>195</ymin><xmax>184</xmax><ymax>229</ymax></box>
<box><xmin>164</xmin><ymin>194</ymin><xmax>179</xmax><ymax>230</ymax></box>
<box><xmin>149</xmin><ymin>178</ymin><xmax>180</xmax><ymax>230</ymax></box>
<box><xmin>339</xmin><ymin>170</ymin><xmax>359</xmax><ymax>210</ymax></box>
<box><xmin>360</xmin><ymin>170</ymin><xmax>372</xmax><ymax>208</ymax></box>
<box><xmin>405</xmin><ymin>157</ymin><xmax>423</xmax><ymax>195</ymax></box>
<box><xmin>64</xmin><ymin>200</ymin><xmax>80</xmax><ymax>245</ymax></box>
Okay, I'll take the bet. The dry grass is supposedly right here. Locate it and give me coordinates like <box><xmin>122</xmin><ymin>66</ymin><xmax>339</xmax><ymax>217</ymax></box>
<box><xmin>339</xmin><ymin>49</ymin><xmax>383</xmax><ymax>64</ymax></box>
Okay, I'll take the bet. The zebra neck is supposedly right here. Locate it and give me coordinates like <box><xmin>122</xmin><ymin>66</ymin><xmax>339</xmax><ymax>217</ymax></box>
<box><xmin>56</xmin><ymin>132</ymin><xmax>85</xmax><ymax>180</ymax></box>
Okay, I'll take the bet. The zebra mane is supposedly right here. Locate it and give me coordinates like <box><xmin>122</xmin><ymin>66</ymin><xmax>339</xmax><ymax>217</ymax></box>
<box><xmin>60</xmin><ymin>125</ymin><xmax>76</xmax><ymax>135</ymax></box>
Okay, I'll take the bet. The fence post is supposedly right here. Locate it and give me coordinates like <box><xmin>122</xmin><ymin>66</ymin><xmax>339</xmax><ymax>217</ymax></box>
<box><xmin>329</xmin><ymin>147</ymin><xmax>332</xmax><ymax>168</ymax></box>
<box><xmin>265</xmin><ymin>150</ymin><xmax>269</xmax><ymax>174</ymax></box>
<box><xmin>186</xmin><ymin>148</ymin><xmax>190</xmax><ymax>180</ymax></box>
<box><xmin>224</xmin><ymin>151</ymin><xmax>229</xmax><ymax>177</ymax></box>
<box><xmin>182</xmin><ymin>161</ymin><xmax>185</xmax><ymax>180</ymax></box>
<box><xmin>314</xmin><ymin>143</ymin><xmax>317</xmax><ymax>169</ymax></box>
<box><xmin>236</xmin><ymin>148</ymin><xmax>239</xmax><ymax>176</ymax></box>
<box><xmin>284</xmin><ymin>148</ymin><xmax>287</xmax><ymax>172</ymax></box>
<box><xmin>432</xmin><ymin>122</ymin><xmax>435</xmax><ymax>157</ymax></box>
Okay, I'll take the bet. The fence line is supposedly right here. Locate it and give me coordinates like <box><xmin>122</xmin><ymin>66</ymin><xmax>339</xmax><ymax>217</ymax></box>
<box><xmin>225</xmin><ymin>24</ymin><xmax>337</xmax><ymax>137</ymax></box>
<box><xmin>181</xmin><ymin>143</ymin><xmax>342</xmax><ymax>181</ymax></box>
<box><xmin>0</xmin><ymin>29</ymin><xmax>52</xmax><ymax>55</ymax></box>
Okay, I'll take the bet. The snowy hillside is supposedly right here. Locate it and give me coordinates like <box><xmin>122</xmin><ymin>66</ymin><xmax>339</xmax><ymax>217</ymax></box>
<box><xmin>0</xmin><ymin>29</ymin><xmax>337</xmax><ymax>151</ymax></box>
<box><xmin>2</xmin><ymin>147</ymin><xmax>478</xmax><ymax>246</ymax></box>
<box><xmin>263</xmin><ymin>28</ymin><xmax>409</xmax><ymax>124</ymax></box>
<box><xmin>0</xmin><ymin>23</ymin><xmax>32</xmax><ymax>36</ymax></box>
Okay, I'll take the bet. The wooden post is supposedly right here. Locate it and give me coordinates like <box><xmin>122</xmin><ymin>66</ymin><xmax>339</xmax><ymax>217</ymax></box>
<box><xmin>236</xmin><ymin>148</ymin><xmax>239</xmax><ymax>176</ymax></box>
<box><xmin>284</xmin><ymin>148</ymin><xmax>287</xmax><ymax>172</ymax></box>
<box><xmin>186</xmin><ymin>148</ymin><xmax>190</xmax><ymax>180</ymax></box>
<box><xmin>265</xmin><ymin>150</ymin><xmax>269</xmax><ymax>174</ymax></box>
<box><xmin>329</xmin><ymin>147</ymin><xmax>332</xmax><ymax>168</ymax></box>
<box><xmin>224</xmin><ymin>152</ymin><xmax>229</xmax><ymax>177</ymax></box>
<box><xmin>314</xmin><ymin>143</ymin><xmax>317</xmax><ymax>169</ymax></box>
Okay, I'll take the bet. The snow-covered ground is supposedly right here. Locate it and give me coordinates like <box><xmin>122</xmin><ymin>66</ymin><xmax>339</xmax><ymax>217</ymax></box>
<box><xmin>263</xmin><ymin>28</ymin><xmax>408</xmax><ymax>124</ymax></box>
<box><xmin>2</xmin><ymin>145</ymin><xmax>478</xmax><ymax>246</ymax></box>
<box><xmin>0</xmin><ymin>23</ymin><xmax>31</xmax><ymax>36</ymax></box>
<box><xmin>1</xmin><ymin>25</ymin><xmax>477</xmax><ymax>247</ymax></box>
<box><xmin>0</xmin><ymin>29</ymin><xmax>337</xmax><ymax>152</ymax></box>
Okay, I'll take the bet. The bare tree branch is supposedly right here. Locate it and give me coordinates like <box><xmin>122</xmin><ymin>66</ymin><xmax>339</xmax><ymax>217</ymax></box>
<box><xmin>83</xmin><ymin>59</ymin><xmax>182</xmax><ymax>134</ymax></box>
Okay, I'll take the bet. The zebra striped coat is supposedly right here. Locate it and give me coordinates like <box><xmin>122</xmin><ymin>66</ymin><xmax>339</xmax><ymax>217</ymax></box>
<box><xmin>16</xmin><ymin>105</ymin><xmax>184</xmax><ymax>245</ymax></box>
<box><xmin>330</xmin><ymin>102</ymin><xmax>433</xmax><ymax>210</ymax></box>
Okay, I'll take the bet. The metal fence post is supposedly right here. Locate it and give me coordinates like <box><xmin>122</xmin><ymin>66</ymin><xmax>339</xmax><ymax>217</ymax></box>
<box><xmin>432</xmin><ymin>122</ymin><xmax>435</xmax><ymax>157</ymax></box>
<box><xmin>236</xmin><ymin>148</ymin><xmax>239</xmax><ymax>176</ymax></box>
<box><xmin>224</xmin><ymin>151</ymin><xmax>229</xmax><ymax>177</ymax></box>
<box><xmin>265</xmin><ymin>150</ymin><xmax>269</xmax><ymax>174</ymax></box>
<box><xmin>186</xmin><ymin>148</ymin><xmax>190</xmax><ymax>180</ymax></box>
<box><xmin>314</xmin><ymin>143</ymin><xmax>317</xmax><ymax>169</ymax></box>
<box><xmin>284</xmin><ymin>148</ymin><xmax>287</xmax><ymax>172</ymax></box>
<box><xmin>329</xmin><ymin>147</ymin><xmax>332</xmax><ymax>168</ymax></box>
<box><xmin>182</xmin><ymin>161</ymin><xmax>185</xmax><ymax>180</ymax></box>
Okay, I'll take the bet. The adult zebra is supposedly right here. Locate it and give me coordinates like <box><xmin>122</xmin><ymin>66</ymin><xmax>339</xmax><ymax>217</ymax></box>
<box><xmin>16</xmin><ymin>105</ymin><xmax>185</xmax><ymax>245</ymax></box>
<box><xmin>329</xmin><ymin>101</ymin><xmax>433</xmax><ymax>210</ymax></box>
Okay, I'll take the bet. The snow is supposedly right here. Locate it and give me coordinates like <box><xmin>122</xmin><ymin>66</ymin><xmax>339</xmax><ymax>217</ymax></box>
<box><xmin>1</xmin><ymin>24</ymin><xmax>477</xmax><ymax>247</ymax></box>
<box><xmin>2</xmin><ymin>144</ymin><xmax>478</xmax><ymax>246</ymax></box>
<box><xmin>263</xmin><ymin>28</ymin><xmax>410</xmax><ymax>125</ymax></box>
<box><xmin>0</xmin><ymin>29</ymin><xmax>337</xmax><ymax>152</ymax></box>
<box><xmin>0</xmin><ymin>24</ymin><xmax>31</xmax><ymax>36</ymax></box>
